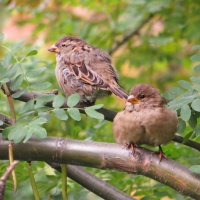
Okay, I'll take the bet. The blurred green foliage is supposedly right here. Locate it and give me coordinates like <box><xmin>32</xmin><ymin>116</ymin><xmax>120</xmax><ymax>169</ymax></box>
<box><xmin>0</xmin><ymin>0</ymin><xmax>200</xmax><ymax>199</ymax></box>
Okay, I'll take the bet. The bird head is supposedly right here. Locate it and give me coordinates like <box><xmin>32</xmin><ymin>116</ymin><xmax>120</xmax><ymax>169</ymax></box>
<box><xmin>126</xmin><ymin>84</ymin><xmax>166</xmax><ymax>109</ymax></box>
<box><xmin>48</xmin><ymin>36</ymin><xmax>86</xmax><ymax>54</ymax></box>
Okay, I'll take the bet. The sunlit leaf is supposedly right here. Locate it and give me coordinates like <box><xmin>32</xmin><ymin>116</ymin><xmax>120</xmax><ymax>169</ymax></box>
<box><xmin>12</xmin><ymin>89</ymin><xmax>26</xmax><ymax>98</ymax></box>
<box><xmin>20</xmin><ymin>100</ymin><xmax>35</xmax><ymax>113</ymax></box>
<box><xmin>29</xmin><ymin>125</ymin><xmax>47</xmax><ymax>138</ymax></box>
<box><xmin>53</xmin><ymin>95</ymin><xmax>65</xmax><ymax>108</ymax></box>
<box><xmin>191</xmin><ymin>54</ymin><xmax>200</xmax><ymax>62</ymax></box>
<box><xmin>67</xmin><ymin>93</ymin><xmax>80</xmax><ymax>107</ymax></box>
<box><xmin>190</xmin><ymin>77</ymin><xmax>200</xmax><ymax>84</ymax></box>
<box><xmin>54</xmin><ymin>109</ymin><xmax>68</xmax><ymax>120</ymax></box>
<box><xmin>177</xmin><ymin>118</ymin><xmax>186</xmax><ymax>134</ymax></box>
<box><xmin>31</xmin><ymin>82</ymin><xmax>52</xmax><ymax>90</ymax></box>
<box><xmin>68</xmin><ymin>108</ymin><xmax>81</xmax><ymax>121</ymax></box>
<box><xmin>87</xmin><ymin>104</ymin><xmax>104</xmax><ymax>110</ymax></box>
<box><xmin>85</xmin><ymin>107</ymin><xmax>104</xmax><ymax>120</ymax></box>
<box><xmin>180</xmin><ymin>104</ymin><xmax>191</xmax><ymax>121</ymax></box>
<box><xmin>26</xmin><ymin>50</ymin><xmax>38</xmax><ymax>57</ymax></box>
<box><xmin>178</xmin><ymin>80</ymin><xmax>192</xmax><ymax>90</ymax></box>
<box><xmin>191</xmin><ymin>99</ymin><xmax>200</xmax><ymax>112</ymax></box>
<box><xmin>0</xmin><ymin>32</ymin><xmax>4</xmax><ymax>41</ymax></box>
<box><xmin>31</xmin><ymin>117</ymin><xmax>48</xmax><ymax>125</ymax></box>
<box><xmin>190</xmin><ymin>165</ymin><xmax>200</xmax><ymax>174</ymax></box>
<box><xmin>193</xmin><ymin>64</ymin><xmax>200</xmax><ymax>73</ymax></box>
<box><xmin>10</xmin><ymin>74</ymin><xmax>24</xmax><ymax>90</ymax></box>
<box><xmin>0</xmin><ymin>120</ymin><xmax>3</xmax><ymax>126</ymax></box>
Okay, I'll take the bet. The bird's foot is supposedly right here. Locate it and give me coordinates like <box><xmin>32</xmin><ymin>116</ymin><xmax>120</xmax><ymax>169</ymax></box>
<box><xmin>124</xmin><ymin>143</ymin><xmax>138</xmax><ymax>155</ymax></box>
<box><xmin>155</xmin><ymin>146</ymin><xmax>167</xmax><ymax>162</ymax></box>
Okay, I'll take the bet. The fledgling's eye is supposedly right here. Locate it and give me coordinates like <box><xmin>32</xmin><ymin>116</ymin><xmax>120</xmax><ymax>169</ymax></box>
<box><xmin>61</xmin><ymin>44</ymin><xmax>66</xmax><ymax>47</ymax></box>
<box><xmin>138</xmin><ymin>94</ymin><xmax>145</xmax><ymax>99</ymax></box>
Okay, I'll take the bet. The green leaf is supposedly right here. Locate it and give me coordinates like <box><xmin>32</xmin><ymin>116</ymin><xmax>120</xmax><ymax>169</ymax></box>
<box><xmin>193</xmin><ymin>64</ymin><xmax>200</xmax><ymax>73</ymax></box>
<box><xmin>26</xmin><ymin>50</ymin><xmax>38</xmax><ymax>57</ymax></box>
<box><xmin>183</xmin><ymin>131</ymin><xmax>193</xmax><ymax>143</ymax></box>
<box><xmin>87</xmin><ymin>104</ymin><xmax>104</xmax><ymax>109</ymax></box>
<box><xmin>10</xmin><ymin>74</ymin><xmax>24</xmax><ymax>90</ymax></box>
<box><xmin>191</xmin><ymin>99</ymin><xmax>200</xmax><ymax>112</ymax></box>
<box><xmin>191</xmin><ymin>54</ymin><xmax>200</xmax><ymax>62</ymax></box>
<box><xmin>168</xmin><ymin>87</ymin><xmax>184</xmax><ymax>96</ymax></box>
<box><xmin>189</xmin><ymin>113</ymin><xmax>197</xmax><ymax>128</ymax></box>
<box><xmin>31</xmin><ymin>117</ymin><xmax>48</xmax><ymax>125</ymax></box>
<box><xmin>0</xmin><ymin>120</ymin><xmax>3</xmax><ymax>126</ymax></box>
<box><xmin>31</xmin><ymin>67</ymin><xmax>46</xmax><ymax>76</ymax></box>
<box><xmin>168</xmin><ymin>93</ymin><xmax>198</xmax><ymax>110</ymax></box>
<box><xmin>23</xmin><ymin>128</ymin><xmax>33</xmax><ymax>143</ymax></box>
<box><xmin>30</xmin><ymin>125</ymin><xmax>47</xmax><ymax>138</ymax></box>
<box><xmin>85</xmin><ymin>107</ymin><xmax>104</xmax><ymax>120</ymax></box>
<box><xmin>190</xmin><ymin>77</ymin><xmax>200</xmax><ymax>84</ymax></box>
<box><xmin>31</xmin><ymin>82</ymin><xmax>52</xmax><ymax>90</ymax></box>
<box><xmin>178</xmin><ymin>80</ymin><xmax>192</xmax><ymax>90</ymax></box>
<box><xmin>195</xmin><ymin>125</ymin><xmax>200</xmax><ymax>136</ymax></box>
<box><xmin>67</xmin><ymin>93</ymin><xmax>80</xmax><ymax>107</ymax></box>
<box><xmin>0</xmin><ymin>32</ymin><xmax>4</xmax><ymax>41</ymax></box>
<box><xmin>0</xmin><ymin>78</ymin><xmax>9</xmax><ymax>84</ymax></box>
<box><xmin>36</xmin><ymin>95</ymin><xmax>55</xmax><ymax>103</ymax></box>
<box><xmin>192</xmin><ymin>45</ymin><xmax>200</xmax><ymax>50</ymax></box>
<box><xmin>7</xmin><ymin>125</ymin><xmax>27</xmax><ymax>143</ymax></box>
<box><xmin>54</xmin><ymin>109</ymin><xmax>68</xmax><ymax>120</ymax></box>
<box><xmin>190</xmin><ymin>165</ymin><xmax>200</xmax><ymax>174</ymax></box>
<box><xmin>12</xmin><ymin>89</ymin><xmax>26</xmax><ymax>98</ymax></box>
<box><xmin>20</xmin><ymin>100</ymin><xmax>35</xmax><ymax>113</ymax></box>
<box><xmin>193</xmin><ymin>85</ymin><xmax>200</xmax><ymax>91</ymax></box>
<box><xmin>68</xmin><ymin>108</ymin><xmax>81</xmax><ymax>121</ymax></box>
<box><xmin>180</xmin><ymin>104</ymin><xmax>191</xmax><ymax>121</ymax></box>
<box><xmin>53</xmin><ymin>95</ymin><xmax>65</xmax><ymax>108</ymax></box>
<box><xmin>177</xmin><ymin>118</ymin><xmax>186</xmax><ymax>134</ymax></box>
<box><xmin>34</xmin><ymin>94</ymin><xmax>55</xmax><ymax>108</ymax></box>
<box><xmin>6</xmin><ymin>63</ymin><xmax>20</xmax><ymax>78</ymax></box>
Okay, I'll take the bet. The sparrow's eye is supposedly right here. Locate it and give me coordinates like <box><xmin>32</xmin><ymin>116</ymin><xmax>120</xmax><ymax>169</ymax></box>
<box><xmin>138</xmin><ymin>94</ymin><xmax>145</xmax><ymax>99</ymax></box>
<box><xmin>61</xmin><ymin>44</ymin><xmax>66</xmax><ymax>47</ymax></box>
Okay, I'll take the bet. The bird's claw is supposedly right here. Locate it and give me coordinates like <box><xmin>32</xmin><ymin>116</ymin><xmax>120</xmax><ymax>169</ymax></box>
<box><xmin>123</xmin><ymin>143</ymin><xmax>137</xmax><ymax>155</ymax></box>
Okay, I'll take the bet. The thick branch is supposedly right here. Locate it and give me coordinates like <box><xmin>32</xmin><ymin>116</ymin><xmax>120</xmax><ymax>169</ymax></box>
<box><xmin>0</xmin><ymin>137</ymin><xmax>199</xmax><ymax>199</ymax></box>
<box><xmin>8</xmin><ymin>89</ymin><xmax>200</xmax><ymax>152</ymax></box>
<box><xmin>51</xmin><ymin>164</ymin><xmax>133</xmax><ymax>200</ymax></box>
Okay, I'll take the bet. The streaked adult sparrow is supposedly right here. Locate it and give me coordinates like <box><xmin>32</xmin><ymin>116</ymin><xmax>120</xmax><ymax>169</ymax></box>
<box><xmin>48</xmin><ymin>36</ymin><xmax>128</xmax><ymax>104</ymax></box>
<box><xmin>113</xmin><ymin>84</ymin><xmax>178</xmax><ymax>153</ymax></box>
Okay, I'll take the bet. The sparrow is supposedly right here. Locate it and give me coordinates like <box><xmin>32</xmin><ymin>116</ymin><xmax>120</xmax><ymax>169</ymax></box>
<box><xmin>48</xmin><ymin>36</ymin><xmax>128</xmax><ymax>105</ymax></box>
<box><xmin>113</xmin><ymin>84</ymin><xmax>178</xmax><ymax>155</ymax></box>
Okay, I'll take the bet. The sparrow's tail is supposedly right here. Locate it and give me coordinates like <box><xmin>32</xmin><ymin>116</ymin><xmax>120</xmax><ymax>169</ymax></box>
<box><xmin>109</xmin><ymin>83</ymin><xmax>128</xmax><ymax>100</ymax></box>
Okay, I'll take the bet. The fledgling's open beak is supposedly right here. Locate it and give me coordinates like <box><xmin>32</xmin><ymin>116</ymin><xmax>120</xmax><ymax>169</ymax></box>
<box><xmin>127</xmin><ymin>95</ymin><xmax>140</xmax><ymax>104</ymax></box>
<box><xmin>48</xmin><ymin>44</ymin><xmax>60</xmax><ymax>53</ymax></box>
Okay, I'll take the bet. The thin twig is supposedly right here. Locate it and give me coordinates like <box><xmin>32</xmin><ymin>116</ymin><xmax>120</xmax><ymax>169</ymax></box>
<box><xmin>109</xmin><ymin>13</ymin><xmax>155</xmax><ymax>55</ymax></box>
<box><xmin>1</xmin><ymin>84</ymin><xmax>17</xmax><ymax>191</ymax></box>
<box><xmin>0</xmin><ymin>161</ymin><xmax>19</xmax><ymax>200</ymax></box>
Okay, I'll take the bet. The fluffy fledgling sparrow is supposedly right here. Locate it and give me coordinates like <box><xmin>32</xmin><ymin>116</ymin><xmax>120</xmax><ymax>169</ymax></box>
<box><xmin>113</xmin><ymin>84</ymin><xmax>178</xmax><ymax>153</ymax></box>
<box><xmin>48</xmin><ymin>36</ymin><xmax>128</xmax><ymax>104</ymax></box>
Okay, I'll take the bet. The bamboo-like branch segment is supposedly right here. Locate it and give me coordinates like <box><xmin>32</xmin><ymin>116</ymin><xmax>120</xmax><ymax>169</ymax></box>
<box><xmin>0</xmin><ymin>137</ymin><xmax>200</xmax><ymax>199</ymax></box>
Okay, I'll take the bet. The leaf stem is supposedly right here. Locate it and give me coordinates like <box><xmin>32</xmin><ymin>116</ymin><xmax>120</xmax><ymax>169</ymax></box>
<box><xmin>27</xmin><ymin>162</ymin><xmax>40</xmax><ymax>200</ymax></box>
<box><xmin>61</xmin><ymin>164</ymin><xmax>67</xmax><ymax>200</ymax></box>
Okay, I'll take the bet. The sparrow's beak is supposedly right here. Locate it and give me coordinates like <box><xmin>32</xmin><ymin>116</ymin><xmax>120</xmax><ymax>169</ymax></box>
<box><xmin>127</xmin><ymin>95</ymin><xmax>140</xmax><ymax>104</ymax></box>
<box><xmin>48</xmin><ymin>44</ymin><xmax>60</xmax><ymax>53</ymax></box>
